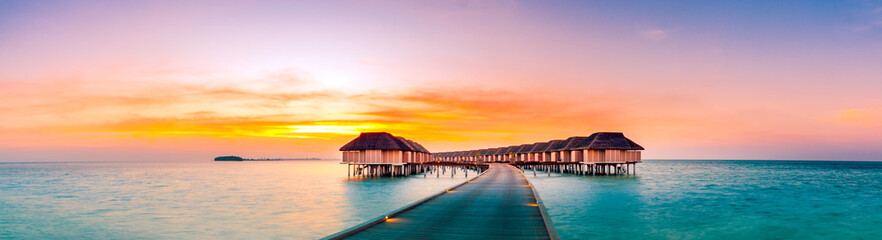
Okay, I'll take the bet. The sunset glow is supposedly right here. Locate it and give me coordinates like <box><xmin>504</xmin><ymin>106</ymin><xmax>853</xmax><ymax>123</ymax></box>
<box><xmin>288</xmin><ymin>125</ymin><xmax>379</xmax><ymax>135</ymax></box>
<box><xmin>1</xmin><ymin>0</ymin><xmax>881</xmax><ymax>161</ymax></box>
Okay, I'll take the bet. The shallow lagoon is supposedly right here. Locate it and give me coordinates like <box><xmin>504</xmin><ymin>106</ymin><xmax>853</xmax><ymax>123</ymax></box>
<box><xmin>2</xmin><ymin>160</ymin><xmax>881</xmax><ymax>239</ymax></box>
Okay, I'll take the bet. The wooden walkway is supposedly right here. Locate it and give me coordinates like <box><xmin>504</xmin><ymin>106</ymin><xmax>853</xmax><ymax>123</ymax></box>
<box><xmin>324</xmin><ymin>163</ymin><xmax>559</xmax><ymax>240</ymax></box>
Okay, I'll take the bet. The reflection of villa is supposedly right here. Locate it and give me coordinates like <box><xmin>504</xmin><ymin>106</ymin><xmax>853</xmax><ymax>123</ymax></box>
<box><xmin>339</xmin><ymin>131</ymin><xmax>644</xmax><ymax>176</ymax></box>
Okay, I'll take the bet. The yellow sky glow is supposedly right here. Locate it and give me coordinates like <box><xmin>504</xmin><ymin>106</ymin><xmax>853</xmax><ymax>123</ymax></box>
<box><xmin>1</xmin><ymin>1</ymin><xmax>881</xmax><ymax>161</ymax></box>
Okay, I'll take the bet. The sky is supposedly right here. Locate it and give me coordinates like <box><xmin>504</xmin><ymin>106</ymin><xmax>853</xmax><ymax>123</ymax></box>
<box><xmin>1</xmin><ymin>0</ymin><xmax>881</xmax><ymax>161</ymax></box>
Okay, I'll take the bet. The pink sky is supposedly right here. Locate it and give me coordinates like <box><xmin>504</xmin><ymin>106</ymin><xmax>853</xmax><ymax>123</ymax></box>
<box><xmin>1</xmin><ymin>0</ymin><xmax>881</xmax><ymax>161</ymax></box>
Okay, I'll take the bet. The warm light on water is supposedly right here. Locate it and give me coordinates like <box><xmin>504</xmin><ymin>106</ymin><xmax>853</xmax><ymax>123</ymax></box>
<box><xmin>0</xmin><ymin>160</ymin><xmax>478</xmax><ymax>239</ymax></box>
<box><xmin>2</xmin><ymin>160</ymin><xmax>882</xmax><ymax>239</ymax></box>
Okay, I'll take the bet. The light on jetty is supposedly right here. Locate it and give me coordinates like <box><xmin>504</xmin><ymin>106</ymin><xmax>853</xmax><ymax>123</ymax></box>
<box><xmin>323</xmin><ymin>163</ymin><xmax>559</xmax><ymax>240</ymax></box>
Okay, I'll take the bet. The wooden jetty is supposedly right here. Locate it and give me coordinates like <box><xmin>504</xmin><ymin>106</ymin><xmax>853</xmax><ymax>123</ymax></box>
<box><xmin>331</xmin><ymin>131</ymin><xmax>643</xmax><ymax>238</ymax></box>
<box><xmin>323</xmin><ymin>163</ymin><xmax>559</xmax><ymax>240</ymax></box>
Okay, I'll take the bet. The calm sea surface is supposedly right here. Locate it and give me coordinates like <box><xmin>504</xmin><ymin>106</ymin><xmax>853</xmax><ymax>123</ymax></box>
<box><xmin>2</xmin><ymin>160</ymin><xmax>881</xmax><ymax>239</ymax></box>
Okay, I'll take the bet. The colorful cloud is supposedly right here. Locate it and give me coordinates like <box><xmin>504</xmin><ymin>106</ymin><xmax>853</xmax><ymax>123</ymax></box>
<box><xmin>1</xmin><ymin>0</ymin><xmax>881</xmax><ymax>161</ymax></box>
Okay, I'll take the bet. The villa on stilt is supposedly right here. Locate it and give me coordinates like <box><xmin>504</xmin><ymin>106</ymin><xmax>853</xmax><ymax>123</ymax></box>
<box><xmin>339</xmin><ymin>131</ymin><xmax>644</xmax><ymax>177</ymax></box>
<box><xmin>340</xmin><ymin>132</ymin><xmax>430</xmax><ymax>177</ymax></box>
<box><xmin>431</xmin><ymin>132</ymin><xmax>644</xmax><ymax>175</ymax></box>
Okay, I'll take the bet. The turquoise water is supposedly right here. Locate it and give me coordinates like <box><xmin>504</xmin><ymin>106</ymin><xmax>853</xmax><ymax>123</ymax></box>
<box><xmin>0</xmin><ymin>161</ymin><xmax>478</xmax><ymax>239</ymax></box>
<box><xmin>530</xmin><ymin>160</ymin><xmax>882</xmax><ymax>240</ymax></box>
<box><xmin>2</xmin><ymin>160</ymin><xmax>881</xmax><ymax>239</ymax></box>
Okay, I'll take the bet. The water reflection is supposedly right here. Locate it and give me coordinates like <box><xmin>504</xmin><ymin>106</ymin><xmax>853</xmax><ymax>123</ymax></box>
<box><xmin>529</xmin><ymin>160</ymin><xmax>882</xmax><ymax>240</ymax></box>
<box><xmin>339</xmin><ymin>166</ymin><xmax>481</xmax><ymax>230</ymax></box>
<box><xmin>0</xmin><ymin>161</ymin><xmax>479</xmax><ymax>239</ymax></box>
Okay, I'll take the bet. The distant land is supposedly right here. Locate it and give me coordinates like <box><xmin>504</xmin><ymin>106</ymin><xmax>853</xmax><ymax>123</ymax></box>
<box><xmin>213</xmin><ymin>156</ymin><xmax>321</xmax><ymax>161</ymax></box>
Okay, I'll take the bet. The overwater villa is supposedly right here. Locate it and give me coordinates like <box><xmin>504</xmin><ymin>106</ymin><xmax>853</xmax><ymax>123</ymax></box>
<box><xmin>339</xmin><ymin>132</ymin><xmax>432</xmax><ymax>176</ymax></box>
<box><xmin>432</xmin><ymin>132</ymin><xmax>643</xmax><ymax>164</ymax></box>
<box><xmin>340</xmin><ymin>131</ymin><xmax>644</xmax><ymax>176</ymax></box>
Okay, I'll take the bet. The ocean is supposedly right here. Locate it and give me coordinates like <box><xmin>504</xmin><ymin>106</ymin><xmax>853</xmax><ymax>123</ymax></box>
<box><xmin>2</xmin><ymin>160</ymin><xmax>881</xmax><ymax>239</ymax></box>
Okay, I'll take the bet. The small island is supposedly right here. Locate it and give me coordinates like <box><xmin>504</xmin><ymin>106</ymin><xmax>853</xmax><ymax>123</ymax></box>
<box><xmin>214</xmin><ymin>156</ymin><xmax>321</xmax><ymax>161</ymax></box>
<box><xmin>214</xmin><ymin>156</ymin><xmax>244</xmax><ymax>161</ymax></box>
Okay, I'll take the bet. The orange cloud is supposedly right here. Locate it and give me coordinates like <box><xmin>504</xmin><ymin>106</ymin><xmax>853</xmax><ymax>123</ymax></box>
<box><xmin>825</xmin><ymin>108</ymin><xmax>882</xmax><ymax>129</ymax></box>
<box><xmin>1</xmin><ymin>76</ymin><xmax>688</xmax><ymax>154</ymax></box>
<box><xmin>3</xmin><ymin>70</ymin><xmax>882</xmax><ymax>161</ymax></box>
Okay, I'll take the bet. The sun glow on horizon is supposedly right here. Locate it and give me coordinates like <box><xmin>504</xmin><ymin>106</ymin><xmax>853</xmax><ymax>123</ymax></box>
<box><xmin>287</xmin><ymin>125</ymin><xmax>379</xmax><ymax>135</ymax></box>
<box><xmin>1</xmin><ymin>0</ymin><xmax>881</xmax><ymax>161</ymax></box>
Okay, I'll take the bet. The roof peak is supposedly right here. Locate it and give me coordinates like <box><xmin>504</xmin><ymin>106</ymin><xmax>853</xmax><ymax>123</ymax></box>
<box><xmin>340</xmin><ymin>132</ymin><xmax>431</xmax><ymax>152</ymax></box>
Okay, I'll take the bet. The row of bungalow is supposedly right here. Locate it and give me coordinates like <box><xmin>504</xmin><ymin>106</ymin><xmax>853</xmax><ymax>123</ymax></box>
<box><xmin>339</xmin><ymin>132</ymin><xmax>644</xmax><ymax>176</ymax></box>
<box><xmin>340</xmin><ymin>132</ymin><xmax>432</xmax><ymax>165</ymax></box>
<box><xmin>432</xmin><ymin>132</ymin><xmax>644</xmax><ymax>164</ymax></box>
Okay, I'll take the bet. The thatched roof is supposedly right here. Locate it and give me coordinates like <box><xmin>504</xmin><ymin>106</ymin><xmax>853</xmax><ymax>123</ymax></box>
<box><xmin>406</xmin><ymin>139</ymin><xmax>430</xmax><ymax>153</ymax></box>
<box><xmin>563</xmin><ymin>136</ymin><xmax>592</xmax><ymax>150</ymax></box>
<box><xmin>464</xmin><ymin>150</ymin><xmax>473</xmax><ymax>156</ymax></box>
<box><xmin>479</xmin><ymin>149</ymin><xmax>492</xmax><ymax>155</ymax></box>
<box><xmin>529</xmin><ymin>142</ymin><xmax>550</xmax><ymax>153</ymax></box>
<box><xmin>340</xmin><ymin>132</ymin><xmax>416</xmax><ymax>151</ymax></box>
<box><xmin>493</xmin><ymin>147</ymin><xmax>504</xmax><ymax>155</ymax></box>
<box><xmin>540</xmin><ymin>140</ymin><xmax>563</xmax><ymax>152</ymax></box>
<box><xmin>492</xmin><ymin>148</ymin><xmax>505</xmax><ymax>155</ymax></box>
<box><xmin>472</xmin><ymin>149</ymin><xmax>487</xmax><ymax>156</ymax></box>
<box><xmin>545</xmin><ymin>138</ymin><xmax>572</xmax><ymax>152</ymax></box>
<box><xmin>344</xmin><ymin>131</ymin><xmax>642</xmax><ymax>160</ymax></box>
<box><xmin>398</xmin><ymin>132</ymin><xmax>642</xmax><ymax>160</ymax></box>
<box><xmin>572</xmin><ymin>132</ymin><xmax>644</xmax><ymax>150</ymax></box>
<box><xmin>339</xmin><ymin>132</ymin><xmax>433</xmax><ymax>153</ymax></box>
<box><xmin>515</xmin><ymin>144</ymin><xmax>533</xmax><ymax>154</ymax></box>
<box><xmin>395</xmin><ymin>137</ymin><xmax>419</xmax><ymax>152</ymax></box>
<box><xmin>502</xmin><ymin>146</ymin><xmax>518</xmax><ymax>155</ymax></box>
<box><xmin>490</xmin><ymin>147</ymin><xmax>505</xmax><ymax>155</ymax></box>
<box><xmin>474</xmin><ymin>149</ymin><xmax>484</xmax><ymax>156</ymax></box>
